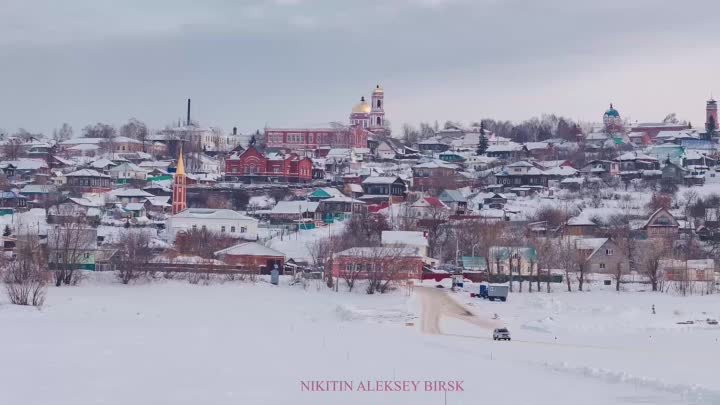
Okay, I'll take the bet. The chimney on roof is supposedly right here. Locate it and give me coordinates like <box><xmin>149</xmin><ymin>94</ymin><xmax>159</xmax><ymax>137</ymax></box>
<box><xmin>233</xmin><ymin>127</ymin><xmax>237</xmax><ymax>135</ymax></box>
<box><xmin>186</xmin><ymin>98</ymin><xmax>191</xmax><ymax>126</ymax></box>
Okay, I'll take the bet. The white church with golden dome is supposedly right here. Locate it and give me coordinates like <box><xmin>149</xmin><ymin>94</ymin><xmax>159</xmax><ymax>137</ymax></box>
<box><xmin>350</xmin><ymin>85</ymin><xmax>388</xmax><ymax>135</ymax></box>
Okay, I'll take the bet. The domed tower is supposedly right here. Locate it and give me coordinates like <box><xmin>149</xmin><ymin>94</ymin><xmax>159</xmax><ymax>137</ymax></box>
<box><xmin>369</xmin><ymin>84</ymin><xmax>386</xmax><ymax>134</ymax></box>
<box><xmin>350</xmin><ymin>96</ymin><xmax>371</xmax><ymax>129</ymax></box>
<box><xmin>603</xmin><ymin>103</ymin><xmax>623</xmax><ymax>133</ymax></box>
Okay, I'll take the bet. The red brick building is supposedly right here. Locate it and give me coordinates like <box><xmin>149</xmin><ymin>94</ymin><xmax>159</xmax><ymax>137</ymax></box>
<box><xmin>224</xmin><ymin>146</ymin><xmax>313</xmax><ymax>183</ymax></box>
<box><xmin>331</xmin><ymin>247</ymin><xmax>424</xmax><ymax>281</ymax></box>
<box><xmin>630</xmin><ymin>123</ymin><xmax>690</xmax><ymax>140</ymax></box>
<box><xmin>264</xmin><ymin>126</ymin><xmax>368</xmax><ymax>153</ymax></box>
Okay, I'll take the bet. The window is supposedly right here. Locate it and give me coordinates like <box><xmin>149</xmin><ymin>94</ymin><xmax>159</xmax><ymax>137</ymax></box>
<box><xmin>231</xmin><ymin>226</ymin><xmax>236</xmax><ymax>233</ymax></box>
<box><xmin>221</xmin><ymin>226</ymin><xmax>226</xmax><ymax>233</ymax></box>
<box><xmin>377</xmin><ymin>117</ymin><xmax>381</xmax><ymax>125</ymax></box>
<box><xmin>201</xmin><ymin>225</ymin><xmax>207</xmax><ymax>231</ymax></box>
<box><xmin>599</xmin><ymin>263</ymin><xmax>606</xmax><ymax>269</ymax></box>
<box><xmin>192</xmin><ymin>225</ymin><xmax>197</xmax><ymax>231</ymax></box>
<box><xmin>606</xmin><ymin>249</ymin><xmax>614</xmax><ymax>256</ymax></box>
<box><xmin>377</xmin><ymin>100</ymin><xmax>382</xmax><ymax>108</ymax></box>
<box><xmin>240</xmin><ymin>227</ymin><xmax>247</xmax><ymax>233</ymax></box>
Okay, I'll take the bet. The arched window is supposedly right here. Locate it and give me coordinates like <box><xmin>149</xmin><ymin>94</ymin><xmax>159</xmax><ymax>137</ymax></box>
<box><xmin>377</xmin><ymin>100</ymin><xmax>382</xmax><ymax>108</ymax></box>
<box><xmin>377</xmin><ymin>117</ymin><xmax>382</xmax><ymax>125</ymax></box>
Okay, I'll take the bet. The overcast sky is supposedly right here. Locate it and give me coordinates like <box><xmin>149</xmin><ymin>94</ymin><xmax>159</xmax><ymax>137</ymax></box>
<box><xmin>1</xmin><ymin>0</ymin><xmax>718</xmax><ymax>136</ymax></box>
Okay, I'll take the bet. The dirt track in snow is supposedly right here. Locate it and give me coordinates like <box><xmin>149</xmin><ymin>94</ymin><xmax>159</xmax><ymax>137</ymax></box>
<box><xmin>417</xmin><ymin>287</ymin><xmax>502</xmax><ymax>334</ymax></box>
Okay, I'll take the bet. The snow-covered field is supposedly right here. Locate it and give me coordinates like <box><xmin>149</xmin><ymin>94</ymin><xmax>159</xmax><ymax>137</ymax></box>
<box><xmin>1</xmin><ymin>276</ymin><xmax>719</xmax><ymax>405</ymax></box>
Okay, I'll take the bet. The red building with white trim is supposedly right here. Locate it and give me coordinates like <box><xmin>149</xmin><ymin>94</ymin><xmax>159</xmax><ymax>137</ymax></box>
<box><xmin>225</xmin><ymin>146</ymin><xmax>313</xmax><ymax>183</ymax></box>
<box><xmin>264</xmin><ymin>126</ymin><xmax>368</xmax><ymax>153</ymax></box>
<box><xmin>263</xmin><ymin>85</ymin><xmax>387</xmax><ymax>153</ymax></box>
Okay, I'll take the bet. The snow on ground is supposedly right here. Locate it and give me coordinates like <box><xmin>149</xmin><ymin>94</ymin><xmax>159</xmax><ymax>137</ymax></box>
<box><xmin>267</xmin><ymin>220</ymin><xmax>347</xmax><ymax>263</ymax></box>
<box><xmin>1</xmin><ymin>275</ymin><xmax>719</xmax><ymax>405</ymax></box>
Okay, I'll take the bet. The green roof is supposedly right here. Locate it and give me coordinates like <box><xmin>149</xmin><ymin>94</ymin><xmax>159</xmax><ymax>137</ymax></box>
<box><xmin>605</xmin><ymin>108</ymin><xmax>620</xmax><ymax>117</ymax></box>
<box><xmin>309</xmin><ymin>189</ymin><xmax>333</xmax><ymax>199</ymax></box>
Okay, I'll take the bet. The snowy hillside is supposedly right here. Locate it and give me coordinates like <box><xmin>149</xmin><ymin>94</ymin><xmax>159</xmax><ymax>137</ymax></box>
<box><xmin>1</xmin><ymin>277</ymin><xmax>718</xmax><ymax>405</ymax></box>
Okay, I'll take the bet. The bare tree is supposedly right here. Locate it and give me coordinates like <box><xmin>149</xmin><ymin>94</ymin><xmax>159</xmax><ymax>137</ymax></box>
<box><xmin>606</xmin><ymin>214</ymin><xmax>635</xmax><ymax>292</ymax></box>
<box><xmin>82</xmin><ymin>123</ymin><xmax>117</xmax><ymax>139</ymax></box>
<box><xmin>116</xmin><ymin>230</ymin><xmax>154</xmax><ymax>284</ymax></box>
<box><xmin>47</xmin><ymin>219</ymin><xmax>96</xmax><ymax>286</ymax></box>
<box><xmin>52</xmin><ymin>123</ymin><xmax>73</xmax><ymax>142</ymax></box>
<box><xmin>2</xmin><ymin>137</ymin><xmax>23</xmax><ymax>160</ymax></box>
<box><xmin>636</xmin><ymin>238</ymin><xmax>669</xmax><ymax>292</ymax></box>
<box><xmin>174</xmin><ymin>228</ymin><xmax>237</xmax><ymax>259</ymax></box>
<box><xmin>365</xmin><ymin>247</ymin><xmax>408</xmax><ymax>294</ymax></box>
<box><xmin>529</xmin><ymin>236</ymin><xmax>555</xmax><ymax>293</ymax></box>
<box><xmin>3</xmin><ymin>232</ymin><xmax>48</xmax><ymax>307</ymax></box>
<box><xmin>555</xmin><ymin>238</ymin><xmax>579</xmax><ymax>292</ymax></box>
<box><xmin>119</xmin><ymin>118</ymin><xmax>148</xmax><ymax>151</ymax></box>
<box><xmin>338</xmin><ymin>250</ymin><xmax>365</xmax><ymax>292</ymax></box>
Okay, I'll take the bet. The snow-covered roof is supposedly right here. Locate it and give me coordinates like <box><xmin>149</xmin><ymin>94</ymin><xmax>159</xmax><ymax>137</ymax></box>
<box><xmin>68</xmin><ymin>197</ymin><xmax>104</xmax><ymax>208</ymax></box>
<box><xmin>486</xmin><ymin>144</ymin><xmax>522</xmax><ymax>152</ymax></box>
<box><xmin>20</xmin><ymin>184</ymin><xmax>57</xmax><ymax>194</ymax></box>
<box><xmin>215</xmin><ymin>242</ymin><xmax>285</xmax><ymax>258</ymax></box>
<box><xmin>334</xmin><ymin>246</ymin><xmax>423</xmax><ymax>258</ymax></box>
<box><xmin>65</xmin><ymin>169</ymin><xmax>111</xmax><ymax>178</ymax></box>
<box><xmin>270</xmin><ymin>201</ymin><xmax>319</xmax><ymax>214</ymax></box>
<box><xmin>109</xmin><ymin>162</ymin><xmax>147</xmax><ymax>173</ymax></box>
<box><xmin>413</xmin><ymin>161</ymin><xmax>457</xmax><ymax>170</ymax></box>
<box><xmin>68</xmin><ymin>144</ymin><xmax>100</xmax><ymax>151</ymax></box>
<box><xmin>575</xmin><ymin>238</ymin><xmax>608</xmax><ymax>257</ymax></box>
<box><xmin>5</xmin><ymin>159</ymin><xmax>48</xmax><ymax>170</ymax></box>
<box><xmin>90</xmin><ymin>158</ymin><xmax>117</xmax><ymax>169</ymax></box>
<box><xmin>124</xmin><ymin>202</ymin><xmax>146</xmax><ymax>211</ymax></box>
<box><xmin>567</xmin><ymin>216</ymin><xmax>595</xmax><ymax>226</ymax></box>
<box><xmin>172</xmin><ymin>208</ymin><xmax>257</xmax><ymax>221</ymax></box>
<box><xmin>381</xmin><ymin>231</ymin><xmax>428</xmax><ymax>247</ymax></box>
<box><xmin>321</xmin><ymin>196</ymin><xmax>365</xmax><ymax>204</ymax></box>
<box><xmin>362</xmin><ymin>176</ymin><xmax>400</xmax><ymax>185</ymax></box>
<box><xmin>506</xmin><ymin>161</ymin><xmax>534</xmax><ymax>168</ymax></box>
<box><xmin>616</xmin><ymin>151</ymin><xmax>657</xmax><ymax>161</ymax></box>
<box><xmin>109</xmin><ymin>188</ymin><xmax>154</xmax><ymax>198</ymax></box>
<box><xmin>544</xmin><ymin>166</ymin><xmax>578</xmax><ymax>176</ymax></box>
<box><xmin>145</xmin><ymin>196</ymin><xmax>171</xmax><ymax>207</ymax></box>
<box><xmin>61</xmin><ymin>137</ymin><xmax>106</xmax><ymax>145</ymax></box>
<box><xmin>347</xmin><ymin>184</ymin><xmax>363</xmax><ymax>193</ymax></box>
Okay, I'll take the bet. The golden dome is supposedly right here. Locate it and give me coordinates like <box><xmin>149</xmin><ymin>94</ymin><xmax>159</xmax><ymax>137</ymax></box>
<box><xmin>373</xmin><ymin>84</ymin><xmax>384</xmax><ymax>94</ymax></box>
<box><xmin>352</xmin><ymin>97</ymin><xmax>371</xmax><ymax>114</ymax></box>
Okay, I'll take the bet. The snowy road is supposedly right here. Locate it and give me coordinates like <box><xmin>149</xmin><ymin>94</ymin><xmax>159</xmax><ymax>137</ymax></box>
<box><xmin>417</xmin><ymin>286</ymin><xmax>501</xmax><ymax>334</ymax></box>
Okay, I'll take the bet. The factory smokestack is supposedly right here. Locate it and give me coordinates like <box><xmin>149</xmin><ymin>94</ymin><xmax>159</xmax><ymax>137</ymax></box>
<box><xmin>186</xmin><ymin>98</ymin><xmax>191</xmax><ymax>126</ymax></box>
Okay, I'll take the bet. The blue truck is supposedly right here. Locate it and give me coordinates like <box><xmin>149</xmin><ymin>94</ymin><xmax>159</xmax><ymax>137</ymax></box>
<box><xmin>475</xmin><ymin>283</ymin><xmax>509</xmax><ymax>302</ymax></box>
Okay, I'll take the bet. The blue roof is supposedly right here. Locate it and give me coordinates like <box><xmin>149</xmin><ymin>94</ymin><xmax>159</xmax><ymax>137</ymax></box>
<box><xmin>0</xmin><ymin>191</ymin><xmax>26</xmax><ymax>199</ymax></box>
<box><xmin>605</xmin><ymin>108</ymin><xmax>620</xmax><ymax>117</ymax></box>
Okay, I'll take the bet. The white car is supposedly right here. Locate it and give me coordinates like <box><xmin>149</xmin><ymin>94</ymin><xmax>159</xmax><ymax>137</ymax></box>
<box><xmin>493</xmin><ymin>328</ymin><xmax>511</xmax><ymax>341</ymax></box>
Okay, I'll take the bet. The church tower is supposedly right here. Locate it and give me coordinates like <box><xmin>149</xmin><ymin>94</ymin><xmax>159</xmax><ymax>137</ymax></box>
<box><xmin>706</xmin><ymin>98</ymin><xmax>717</xmax><ymax>131</ymax></box>
<box><xmin>172</xmin><ymin>149</ymin><xmax>187</xmax><ymax>215</ymax></box>
<box><xmin>369</xmin><ymin>84</ymin><xmax>386</xmax><ymax>134</ymax></box>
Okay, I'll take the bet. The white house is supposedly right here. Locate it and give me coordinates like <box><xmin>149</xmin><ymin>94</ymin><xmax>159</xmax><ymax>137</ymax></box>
<box><xmin>108</xmin><ymin>162</ymin><xmax>148</xmax><ymax>181</ymax></box>
<box><xmin>165</xmin><ymin>208</ymin><xmax>258</xmax><ymax>242</ymax></box>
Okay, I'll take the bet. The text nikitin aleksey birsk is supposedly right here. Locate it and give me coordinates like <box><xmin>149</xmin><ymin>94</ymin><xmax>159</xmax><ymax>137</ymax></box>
<box><xmin>300</xmin><ymin>380</ymin><xmax>464</xmax><ymax>392</ymax></box>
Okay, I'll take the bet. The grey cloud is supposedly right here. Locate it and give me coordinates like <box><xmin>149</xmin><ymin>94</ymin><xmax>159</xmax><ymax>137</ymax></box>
<box><xmin>0</xmin><ymin>0</ymin><xmax>718</xmax><ymax>134</ymax></box>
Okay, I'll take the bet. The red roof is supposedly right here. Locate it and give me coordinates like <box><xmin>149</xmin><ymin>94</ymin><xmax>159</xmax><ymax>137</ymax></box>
<box><xmin>424</xmin><ymin>197</ymin><xmax>446</xmax><ymax>208</ymax></box>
